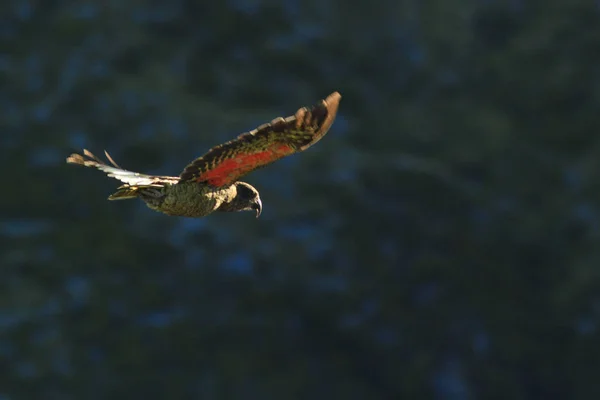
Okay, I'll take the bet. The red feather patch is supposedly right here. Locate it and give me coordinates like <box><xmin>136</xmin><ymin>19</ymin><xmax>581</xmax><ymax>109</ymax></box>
<box><xmin>199</xmin><ymin>144</ymin><xmax>294</xmax><ymax>186</ymax></box>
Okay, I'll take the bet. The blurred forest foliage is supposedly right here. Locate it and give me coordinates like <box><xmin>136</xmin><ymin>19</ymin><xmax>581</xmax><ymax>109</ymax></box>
<box><xmin>1</xmin><ymin>0</ymin><xmax>600</xmax><ymax>399</ymax></box>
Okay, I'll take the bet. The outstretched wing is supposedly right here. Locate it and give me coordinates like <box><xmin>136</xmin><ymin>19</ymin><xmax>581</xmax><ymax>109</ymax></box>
<box><xmin>66</xmin><ymin>149</ymin><xmax>179</xmax><ymax>187</ymax></box>
<box><xmin>179</xmin><ymin>91</ymin><xmax>341</xmax><ymax>187</ymax></box>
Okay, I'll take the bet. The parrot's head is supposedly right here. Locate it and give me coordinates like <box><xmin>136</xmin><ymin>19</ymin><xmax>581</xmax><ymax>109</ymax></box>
<box><xmin>218</xmin><ymin>181</ymin><xmax>262</xmax><ymax>218</ymax></box>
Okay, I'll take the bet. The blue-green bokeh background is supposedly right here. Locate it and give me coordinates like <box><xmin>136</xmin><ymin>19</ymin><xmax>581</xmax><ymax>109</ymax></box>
<box><xmin>2</xmin><ymin>1</ymin><xmax>600</xmax><ymax>398</ymax></box>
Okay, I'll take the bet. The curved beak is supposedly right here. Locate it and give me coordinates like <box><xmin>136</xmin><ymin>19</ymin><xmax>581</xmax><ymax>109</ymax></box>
<box><xmin>253</xmin><ymin>198</ymin><xmax>262</xmax><ymax>218</ymax></box>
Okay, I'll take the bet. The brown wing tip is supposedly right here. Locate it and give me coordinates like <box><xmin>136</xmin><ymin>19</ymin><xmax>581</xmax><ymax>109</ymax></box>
<box><xmin>66</xmin><ymin>153</ymin><xmax>85</xmax><ymax>165</ymax></box>
<box><xmin>298</xmin><ymin>91</ymin><xmax>342</xmax><ymax>151</ymax></box>
<box><xmin>66</xmin><ymin>149</ymin><xmax>109</xmax><ymax>167</ymax></box>
<box><xmin>325</xmin><ymin>91</ymin><xmax>342</xmax><ymax>111</ymax></box>
<box><xmin>66</xmin><ymin>149</ymin><xmax>96</xmax><ymax>165</ymax></box>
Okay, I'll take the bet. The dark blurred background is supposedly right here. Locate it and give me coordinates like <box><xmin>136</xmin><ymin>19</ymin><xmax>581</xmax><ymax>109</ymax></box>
<box><xmin>1</xmin><ymin>0</ymin><xmax>600</xmax><ymax>399</ymax></box>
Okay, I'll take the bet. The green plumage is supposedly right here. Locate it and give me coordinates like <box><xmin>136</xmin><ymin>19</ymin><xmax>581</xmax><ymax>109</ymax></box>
<box><xmin>141</xmin><ymin>182</ymin><xmax>238</xmax><ymax>217</ymax></box>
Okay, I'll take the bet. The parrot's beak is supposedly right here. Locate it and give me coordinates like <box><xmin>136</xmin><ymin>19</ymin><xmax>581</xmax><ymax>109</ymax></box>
<box><xmin>253</xmin><ymin>198</ymin><xmax>262</xmax><ymax>218</ymax></box>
